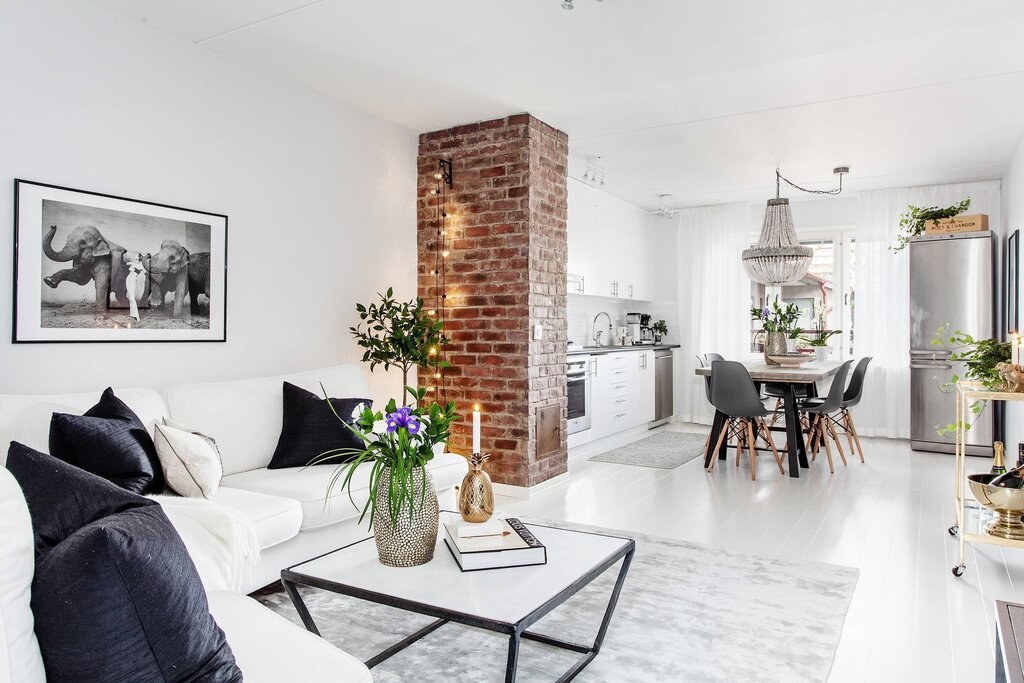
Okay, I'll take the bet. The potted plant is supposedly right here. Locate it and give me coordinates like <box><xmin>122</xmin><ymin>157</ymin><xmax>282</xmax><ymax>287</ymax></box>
<box><xmin>317</xmin><ymin>386</ymin><xmax>460</xmax><ymax>567</ymax></box>
<box><xmin>651</xmin><ymin>320</ymin><xmax>668</xmax><ymax>343</ymax></box>
<box><xmin>751</xmin><ymin>296</ymin><xmax>801</xmax><ymax>365</ymax></box>
<box><xmin>798</xmin><ymin>304</ymin><xmax>842</xmax><ymax>361</ymax></box>
<box><xmin>350</xmin><ymin>288</ymin><xmax>448</xmax><ymax>400</ymax></box>
<box><xmin>932</xmin><ymin>325</ymin><xmax>1010</xmax><ymax>435</ymax></box>
<box><xmin>890</xmin><ymin>199</ymin><xmax>971</xmax><ymax>253</ymax></box>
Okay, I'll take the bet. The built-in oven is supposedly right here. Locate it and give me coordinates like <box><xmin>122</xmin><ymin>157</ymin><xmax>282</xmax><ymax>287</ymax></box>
<box><xmin>567</xmin><ymin>355</ymin><xmax>591</xmax><ymax>435</ymax></box>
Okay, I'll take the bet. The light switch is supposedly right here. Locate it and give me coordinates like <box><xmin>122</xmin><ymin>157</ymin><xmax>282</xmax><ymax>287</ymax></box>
<box><xmin>533</xmin><ymin>324</ymin><xmax>543</xmax><ymax>340</ymax></box>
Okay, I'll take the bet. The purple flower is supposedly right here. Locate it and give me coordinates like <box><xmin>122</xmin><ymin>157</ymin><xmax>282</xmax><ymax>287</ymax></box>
<box><xmin>385</xmin><ymin>407</ymin><xmax>421</xmax><ymax>435</ymax></box>
<box><xmin>761</xmin><ymin>307</ymin><xmax>769</xmax><ymax>319</ymax></box>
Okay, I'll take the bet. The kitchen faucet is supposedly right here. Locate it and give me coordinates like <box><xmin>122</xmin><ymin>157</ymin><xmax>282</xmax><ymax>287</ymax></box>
<box><xmin>592</xmin><ymin>311</ymin><xmax>613</xmax><ymax>346</ymax></box>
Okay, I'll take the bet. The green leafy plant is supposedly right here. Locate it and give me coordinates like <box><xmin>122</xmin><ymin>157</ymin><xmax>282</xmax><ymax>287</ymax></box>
<box><xmin>932</xmin><ymin>325</ymin><xmax>1010</xmax><ymax>435</ymax></box>
<box><xmin>315</xmin><ymin>385</ymin><xmax>460</xmax><ymax>528</ymax></box>
<box><xmin>350</xmin><ymin>288</ymin><xmax>447</xmax><ymax>401</ymax></box>
<box><xmin>651</xmin><ymin>320</ymin><xmax>668</xmax><ymax>338</ymax></box>
<box><xmin>798</xmin><ymin>303</ymin><xmax>841</xmax><ymax>347</ymax></box>
<box><xmin>751</xmin><ymin>296</ymin><xmax>802</xmax><ymax>337</ymax></box>
<box><xmin>891</xmin><ymin>198</ymin><xmax>971</xmax><ymax>253</ymax></box>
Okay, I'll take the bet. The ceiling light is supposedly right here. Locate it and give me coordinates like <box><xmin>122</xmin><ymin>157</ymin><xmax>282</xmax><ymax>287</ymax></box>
<box><xmin>581</xmin><ymin>157</ymin><xmax>606</xmax><ymax>187</ymax></box>
<box><xmin>742</xmin><ymin>166</ymin><xmax>849</xmax><ymax>285</ymax></box>
<box><xmin>562</xmin><ymin>0</ymin><xmax>574</xmax><ymax>8</ymax></box>
<box><xmin>652</xmin><ymin>195</ymin><xmax>677</xmax><ymax>219</ymax></box>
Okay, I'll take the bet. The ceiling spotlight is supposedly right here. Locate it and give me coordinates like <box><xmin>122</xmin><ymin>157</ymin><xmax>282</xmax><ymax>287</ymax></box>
<box><xmin>562</xmin><ymin>0</ymin><xmax>574</xmax><ymax>8</ymax></box>
<box><xmin>581</xmin><ymin>156</ymin><xmax>606</xmax><ymax>187</ymax></box>
<box><xmin>652</xmin><ymin>194</ymin><xmax>677</xmax><ymax>219</ymax></box>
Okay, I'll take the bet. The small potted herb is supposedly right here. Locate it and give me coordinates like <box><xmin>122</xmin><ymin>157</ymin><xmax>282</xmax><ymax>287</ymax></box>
<box><xmin>798</xmin><ymin>304</ymin><xmax>842</xmax><ymax>361</ymax></box>
<box><xmin>651</xmin><ymin>320</ymin><xmax>668</xmax><ymax>343</ymax></box>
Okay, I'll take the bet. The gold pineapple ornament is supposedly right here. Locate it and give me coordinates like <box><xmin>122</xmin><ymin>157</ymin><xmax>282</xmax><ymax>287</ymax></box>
<box><xmin>458</xmin><ymin>453</ymin><xmax>495</xmax><ymax>523</ymax></box>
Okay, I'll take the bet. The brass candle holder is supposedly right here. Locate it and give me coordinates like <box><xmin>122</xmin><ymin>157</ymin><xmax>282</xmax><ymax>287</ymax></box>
<box><xmin>458</xmin><ymin>453</ymin><xmax>494</xmax><ymax>523</ymax></box>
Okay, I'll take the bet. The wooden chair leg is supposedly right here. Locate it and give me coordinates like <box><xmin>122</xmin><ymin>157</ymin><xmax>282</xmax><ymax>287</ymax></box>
<box><xmin>809</xmin><ymin>415</ymin><xmax>821</xmax><ymax>460</ymax></box>
<box><xmin>828</xmin><ymin>417</ymin><xmax>848</xmax><ymax>466</ymax></box>
<box><xmin>736</xmin><ymin>419</ymin><xmax>745</xmax><ymax>467</ymax></box>
<box><xmin>707</xmin><ymin>419</ymin><xmax>731</xmax><ymax>471</ymax></box>
<box><xmin>820</xmin><ymin>420</ymin><xmax>835</xmax><ymax>473</ymax></box>
<box><xmin>846</xmin><ymin>410</ymin><xmax>865</xmax><ymax>462</ymax></box>
<box><xmin>841</xmin><ymin>409</ymin><xmax>856</xmax><ymax>454</ymax></box>
<box><xmin>769</xmin><ymin>398</ymin><xmax>782</xmax><ymax>428</ymax></box>
<box><xmin>747</xmin><ymin>420</ymin><xmax>757</xmax><ymax>481</ymax></box>
<box><xmin>759</xmin><ymin>418</ymin><xmax>785</xmax><ymax>475</ymax></box>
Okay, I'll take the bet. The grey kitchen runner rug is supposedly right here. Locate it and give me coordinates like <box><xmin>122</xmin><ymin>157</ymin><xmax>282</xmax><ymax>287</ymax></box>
<box><xmin>588</xmin><ymin>431</ymin><xmax>709</xmax><ymax>469</ymax></box>
<box><xmin>254</xmin><ymin>520</ymin><xmax>858</xmax><ymax>682</ymax></box>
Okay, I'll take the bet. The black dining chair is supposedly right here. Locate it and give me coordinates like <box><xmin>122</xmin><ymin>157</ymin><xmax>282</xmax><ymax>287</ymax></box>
<box><xmin>800</xmin><ymin>357</ymin><xmax>872</xmax><ymax>463</ymax></box>
<box><xmin>796</xmin><ymin>360</ymin><xmax>853</xmax><ymax>473</ymax></box>
<box><xmin>697</xmin><ymin>353</ymin><xmax>725</xmax><ymax>453</ymax></box>
<box><xmin>707</xmin><ymin>360</ymin><xmax>784</xmax><ymax>480</ymax></box>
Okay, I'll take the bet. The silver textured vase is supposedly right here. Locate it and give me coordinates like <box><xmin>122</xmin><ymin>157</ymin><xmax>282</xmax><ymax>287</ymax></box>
<box><xmin>764</xmin><ymin>331</ymin><xmax>788</xmax><ymax>365</ymax></box>
<box><xmin>372</xmin><ymin>466</ymin><xmax>439</xmax><ymax>567</ymax></box>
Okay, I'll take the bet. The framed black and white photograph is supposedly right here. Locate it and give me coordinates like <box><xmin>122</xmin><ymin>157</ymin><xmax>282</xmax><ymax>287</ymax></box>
<box><xmin>1009</xmin><ymin>229</ymin><xmax>1020</xmax><ymax>335</ymax></box>
<box><xmin>13</xmin><ymin>179</ymin><xmax>227</xmax><ymax>343</ymax></box>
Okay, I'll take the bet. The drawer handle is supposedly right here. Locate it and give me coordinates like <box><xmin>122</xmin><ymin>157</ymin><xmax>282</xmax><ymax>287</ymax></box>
<box><xmin>612</xmin><ymin>370</ymin><xmax>626</xmax><ymax>375</ymax></box>
<box><xmin>615</xmin><ymin>412</ymin><xmax>627</xmax><ymax>418</ymax></box>
<box><xmin>615</xmin><ymin>398</ymin><xmax>627</xmax><ymax>404</ymax></box>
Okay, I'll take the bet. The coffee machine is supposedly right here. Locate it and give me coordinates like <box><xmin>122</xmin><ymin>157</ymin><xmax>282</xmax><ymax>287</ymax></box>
<box><xmin>627</xmin><ymin>313</ymin><xmax>655</xmax><ymax>345</ymax></box>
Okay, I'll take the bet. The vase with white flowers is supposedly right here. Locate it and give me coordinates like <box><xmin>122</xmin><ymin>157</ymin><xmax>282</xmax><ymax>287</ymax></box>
<box><xmin>316</xmin><ymin>386</ymin><xmax>459</xmax><ymax>567</ymax></box>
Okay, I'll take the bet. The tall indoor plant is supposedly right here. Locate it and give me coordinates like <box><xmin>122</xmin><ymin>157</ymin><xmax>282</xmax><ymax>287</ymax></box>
<box><xmin>751</xmin><ymin>296</ymin><xmax>801</xmax><ymax>364</ymax></box>
<box><xmin>350</xmin><ymin>288</ymin><xmax>447</xmax><ymax>400</ymax></box>
<box><xmin>316</xmin><ymin>386</ymin><xmax>459</xmax><ymax>566</ymax></box>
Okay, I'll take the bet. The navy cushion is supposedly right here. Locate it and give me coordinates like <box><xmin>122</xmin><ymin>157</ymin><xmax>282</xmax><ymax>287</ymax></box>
<box><xmin>267</xmin><ymin>381</ymin><xmax>369</xmax><ymax>469</ymax></box>
<box><xmin>7</xmin><ymin>442</ymin><xmax>242</xmax><ymax>683</ymax></box>
<box><xmin>48</xmin><ymin>388</ymin><xmax>163</xmax><ymax>494</ymax></box>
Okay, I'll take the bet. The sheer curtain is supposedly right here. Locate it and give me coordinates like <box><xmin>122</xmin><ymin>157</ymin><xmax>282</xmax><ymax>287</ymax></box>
<box><xmin>677</xmin><ymin>203</ymin><xmax>756</xmax><ymax>424</ymax></box>
<box><xmin>855</xmin><ymin>181</ymin><xmax>1001</xmax><ymax>438</ymax></box>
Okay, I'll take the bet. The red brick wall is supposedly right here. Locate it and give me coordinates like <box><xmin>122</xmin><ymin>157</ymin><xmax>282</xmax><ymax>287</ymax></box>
<box><xmin>417</xmin><ymin>114</ymin><xmax>568</xmax><ymax>488</ymax></box>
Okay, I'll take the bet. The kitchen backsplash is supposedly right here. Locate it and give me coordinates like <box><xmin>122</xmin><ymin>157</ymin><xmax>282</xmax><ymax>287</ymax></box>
<box><xmin>567</xmin><ymin>294</ymin><xmax>678</xmax><ymax>347</ymax></box>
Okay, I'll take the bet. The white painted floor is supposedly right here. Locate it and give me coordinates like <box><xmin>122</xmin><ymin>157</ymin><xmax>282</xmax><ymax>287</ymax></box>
<box><xmin>497</xmin><ymin>423</ymin><xmax>1019</xmax><ymax>683</ymax></box>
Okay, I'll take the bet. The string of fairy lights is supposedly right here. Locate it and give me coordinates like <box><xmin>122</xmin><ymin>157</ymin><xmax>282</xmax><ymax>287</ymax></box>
<box><xmin>429</xmin><ymin>158</ymin><xmax>453</xmax><ymax>403</ymax></box>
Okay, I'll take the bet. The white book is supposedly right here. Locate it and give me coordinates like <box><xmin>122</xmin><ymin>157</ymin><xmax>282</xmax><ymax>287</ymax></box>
<box><xmin>450</xmin><ymin>518</ymin><xmax>504</xmax><ymax>539</ymax></box>
<box><xmin>443</xmin><ymin>517</ymin><xmax>547</xmax><ymax>572</ymax></box>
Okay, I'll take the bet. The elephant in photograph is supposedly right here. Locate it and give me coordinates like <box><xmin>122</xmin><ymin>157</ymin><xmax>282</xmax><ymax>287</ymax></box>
<box><xmin>42</xmin><ymin>224</ymin><xmax>127</xmax><ymax>310</ymax></box>
<box><xmin>187</xmin><ymin>252</ymin><xmax>210</xmax><ymax>316</ymax></box>
<box><xmin>149</xmin><ymin>240</ymin><xmax>190</xmax><ymax>317</ymax></box>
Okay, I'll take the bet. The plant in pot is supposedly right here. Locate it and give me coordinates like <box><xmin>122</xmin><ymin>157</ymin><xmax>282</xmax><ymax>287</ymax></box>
<box><xmin>316</xmin><ymin>386</ymin><xmax>460</xmax><ymax>567</ymax></box>
<box><xmin>751</xmin><ymin>296</ymin><xmax>801</xmax><ymax>365</ymax></box>
<box><xmin>798</xmin><ymin>304</ymin><xmax>841</xmax><ymax>361</ymax></box>
<box><xmin>890</xmin><ymin>198</ymin><xmax>971</xmax><ymax>254</ymax></box>
<box><xmin>932</xmin><ymin>325</ymin><xmax>1010</xmax><ymax>435</ymax></box>
<box><xmin>651</xmin><ymin>320</ymin><xmax>668</xmax><ymax>343</ymax></box>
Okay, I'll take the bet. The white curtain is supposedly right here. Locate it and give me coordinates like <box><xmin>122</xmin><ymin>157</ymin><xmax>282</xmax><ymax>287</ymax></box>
<box><xmin>855</xmin><ymin>181</ymin><xmax>1001</xmax><ymax>438</ymax></box>
<box><xmin>677</xmin><ymin>203</ymin><xmax>756</xmax><ymax>424</ymax></box>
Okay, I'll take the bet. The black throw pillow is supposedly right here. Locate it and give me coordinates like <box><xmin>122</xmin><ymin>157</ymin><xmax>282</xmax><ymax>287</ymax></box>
<box><xmin>267</xmin><ymin>381</ymin><xmax>370</xmax><ymax>469</ymax></box>
<box><xmin>7</xmin><ymin>442</ymin><xmax>242</xmax><ymax>683</ymax></box>
<box><xmin>48</xmin><ymin>388</ymin><xmax>163</xmax><ymax>494</ymax></box>
<box><xmin>6</xmin><ymin>441</ymin><xmax>155</xmax><ymax>555</ymax></box>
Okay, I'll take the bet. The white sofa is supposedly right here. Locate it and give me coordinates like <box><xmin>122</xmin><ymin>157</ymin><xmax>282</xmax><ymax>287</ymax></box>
<box><xmin>0</xmin><ymin>465</ymin><xmax>372</xmax><ymax>683</ymax></box>
<box><xmin>0</xmin><ymin>364</ymin><xmax>469</xmax><ymax>594</ymax></box>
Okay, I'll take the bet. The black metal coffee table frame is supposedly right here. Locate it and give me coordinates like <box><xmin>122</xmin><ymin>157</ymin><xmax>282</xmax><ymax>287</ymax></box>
<box><xmin>281</xmin><ymin>526</ymin><xmax>635</xmax><ymax>683</ymax></box>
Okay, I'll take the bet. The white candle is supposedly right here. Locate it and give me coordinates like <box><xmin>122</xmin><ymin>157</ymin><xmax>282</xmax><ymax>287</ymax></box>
<box><xmin>472</xmin><ymin>406</ymin><xmax>482</xmax><ymax>454</ymax></box>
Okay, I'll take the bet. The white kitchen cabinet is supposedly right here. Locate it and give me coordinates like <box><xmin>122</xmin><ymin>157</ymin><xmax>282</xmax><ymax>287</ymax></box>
<box><xmin>590</xmin><ymin>350</ymin><xmax>656</xmax><ymax>439</ymax></box>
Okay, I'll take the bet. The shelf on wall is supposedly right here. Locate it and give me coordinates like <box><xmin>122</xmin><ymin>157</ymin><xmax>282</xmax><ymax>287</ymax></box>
<box><xmin>567</xmin><ymin>292</ymin><xmax>654</xmax><ymax>305</ymax></box>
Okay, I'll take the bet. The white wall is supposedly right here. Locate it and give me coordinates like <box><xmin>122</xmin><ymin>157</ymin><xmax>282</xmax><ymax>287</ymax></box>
<box><xmin>1003</xmin><ymin>133</ymin><xmax>1024</xmax><ymax>448</ymax></box>
<box><xmin>0</xmin><ymin>0</ymin><xmax>417</xmax><ymax>406</ymax></box>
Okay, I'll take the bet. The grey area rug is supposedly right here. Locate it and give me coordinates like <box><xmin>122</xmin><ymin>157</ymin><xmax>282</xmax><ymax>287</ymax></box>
<box><xmin>254</xmin><ymin>520</ymin><xmax>858</xmax><ymax>683</ymax></box>
<box><xmin>588</xmin><ymin>431</ymin><xmax>710</xmax><ymax>469</ymax></box>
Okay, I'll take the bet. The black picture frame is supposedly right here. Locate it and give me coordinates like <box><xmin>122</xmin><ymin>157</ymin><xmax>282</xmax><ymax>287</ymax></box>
<box><xmin>13</xmin><ymin>179</ymin><xmax>228</xmax><ymax>343</ymax></box>
<box><xmin>1009</xmin><ymin>229</ymin><xmax>1019</xmax><ymax>336</ymax></box>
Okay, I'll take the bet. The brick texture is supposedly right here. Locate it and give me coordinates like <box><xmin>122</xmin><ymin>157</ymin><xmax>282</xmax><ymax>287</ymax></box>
<box><xmin>417</xmin><ymin>114</ymin><xmax>568</xmax><ymax>488</ymax></box>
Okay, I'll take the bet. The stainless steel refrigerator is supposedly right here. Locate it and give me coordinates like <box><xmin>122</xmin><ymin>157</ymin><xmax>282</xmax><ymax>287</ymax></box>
<box><xmin>910</xmin><ymin>231</ymin><xmax>995</xmax><ymax>455</ymax></box>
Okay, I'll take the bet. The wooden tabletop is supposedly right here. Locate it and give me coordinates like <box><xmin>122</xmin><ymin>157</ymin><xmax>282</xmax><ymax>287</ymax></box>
<box><xmin>694</xmin><ymin>359</ymin><xmax>842</xmax><ymax>383</ymax></box>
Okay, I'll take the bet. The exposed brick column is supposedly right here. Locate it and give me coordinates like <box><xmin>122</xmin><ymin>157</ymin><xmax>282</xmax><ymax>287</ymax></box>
<box><xmin>417</xmin><ymin>114</ymin><xmax>568</xmax><ymax>488</ymax></box>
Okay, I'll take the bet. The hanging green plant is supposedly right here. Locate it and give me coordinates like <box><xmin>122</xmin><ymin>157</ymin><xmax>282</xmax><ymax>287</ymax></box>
<box><xmin>890</xmin><ymin>198</ymin><xmax>971</xmax><ymax>253</ymax></box>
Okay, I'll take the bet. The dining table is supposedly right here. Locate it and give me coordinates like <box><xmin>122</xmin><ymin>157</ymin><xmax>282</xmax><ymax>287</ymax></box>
<box><xmin>694</xmin><ymin>359</ymin><xmax>844</xmax><ymax>478</ymax></box>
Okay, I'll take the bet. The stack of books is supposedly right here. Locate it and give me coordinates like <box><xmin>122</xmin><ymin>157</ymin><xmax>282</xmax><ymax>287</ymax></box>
<box><xmin>442</xmin><ymin>517</ymin><xmax>547</xmax><ymax>571</ymax></box>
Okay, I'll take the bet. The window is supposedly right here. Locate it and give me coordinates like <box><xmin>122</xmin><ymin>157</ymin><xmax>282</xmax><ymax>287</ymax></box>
<box><xmin>750</xmin><ymin>229</ymin><xmax>855</xmax><ymax>358</ymax></box>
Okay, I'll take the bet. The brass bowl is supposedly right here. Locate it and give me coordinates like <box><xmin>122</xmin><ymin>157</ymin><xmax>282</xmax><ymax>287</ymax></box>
<box><xmin>967</xmin><ymin>473</ymin><xmax>1024</xmax><ymax>540</ymax></box>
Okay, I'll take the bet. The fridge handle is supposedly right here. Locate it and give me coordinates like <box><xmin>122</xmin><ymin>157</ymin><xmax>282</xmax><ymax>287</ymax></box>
<box><xmin>911</xmin><ymin>349</ymin><xmax>951</xmax><ymax>357</ymax></box>
<box><xmin>910</xmin><ymin>363</ymin><xmax>952</xmax><ymax>370</ymax></box>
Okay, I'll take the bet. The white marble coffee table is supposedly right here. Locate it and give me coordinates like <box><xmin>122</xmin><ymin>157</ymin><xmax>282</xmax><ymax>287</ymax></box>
<box><xmin>281</xmin><ymin>512</ymin><xmax>635</xmax><ymax>682</ymax></box>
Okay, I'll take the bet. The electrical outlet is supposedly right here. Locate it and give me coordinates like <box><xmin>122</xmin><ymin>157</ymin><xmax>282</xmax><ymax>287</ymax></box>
<box><xmin>533</xmin><ymin>324</ymin><xmax>543</xmax><ymax>340</ymax></box>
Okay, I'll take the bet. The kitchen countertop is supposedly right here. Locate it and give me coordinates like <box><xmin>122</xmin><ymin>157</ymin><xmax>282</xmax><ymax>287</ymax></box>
<box><xmin>567</xmin><ymin>344</ymin><xmax>680</xmax><ymax>356</ymax></box>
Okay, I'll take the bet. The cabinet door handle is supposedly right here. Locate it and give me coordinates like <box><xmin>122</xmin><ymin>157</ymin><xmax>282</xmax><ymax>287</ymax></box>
<box><xmin>579</xmin><ymin>275</ymin><xmax>585</xmax><ymax>293</ymax></box>
<box><xmin>628</xmin><ymin>283</ymin><xmax>634</xmax><ymax>299</ymax></box>
<box><xmin>590</xmin><ymin>359</ymin><xmax>597</xmax><ymax>376</ymax></box>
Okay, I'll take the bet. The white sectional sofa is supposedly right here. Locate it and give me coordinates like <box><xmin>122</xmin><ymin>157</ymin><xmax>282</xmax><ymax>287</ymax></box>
<box><xmin>0</xmin><ymin>364</ymin><xmax>469</xmax><ymax>593</ymax></box>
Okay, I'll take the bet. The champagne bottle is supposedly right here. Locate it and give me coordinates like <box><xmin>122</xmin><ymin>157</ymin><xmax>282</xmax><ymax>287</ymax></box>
<box><xmin>990</xmin><ymin>462</ymin><xmax>1024</xmax><ymax>488</ymax></box>
<box><xmin>1017</xmin><ymin>442</ymin><xmax>1024</xmax><ymax>469</ymax></box>
<box><xmin>992</xmin><ymin>442</ymin><xmax>1007</xmax><ymax>476</ymax></box>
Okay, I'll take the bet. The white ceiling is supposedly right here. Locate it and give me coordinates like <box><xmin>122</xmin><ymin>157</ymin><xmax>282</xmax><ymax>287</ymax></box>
<box><xmin>88</xmin><ymin>0</ymin><xmax>1024</xmax><ymax>210</ymax></box>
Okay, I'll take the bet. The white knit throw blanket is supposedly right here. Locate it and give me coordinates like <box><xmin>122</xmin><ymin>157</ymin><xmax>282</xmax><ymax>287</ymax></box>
<box><xmin>149</xmin><ymin>494</ymin><xmax>260</xmax><ymax>593</ymax></box>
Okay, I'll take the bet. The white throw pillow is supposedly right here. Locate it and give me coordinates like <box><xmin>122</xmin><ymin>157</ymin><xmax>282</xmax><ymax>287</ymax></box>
<box><xmin>154</xmin><ymin>422</ymin><xmax>223</xmax><ymax>499</ymax></box>
<box><xmin>0</xmin><ymin>466</ymin><xmax>46</xmax><ymax>683</ymax></box>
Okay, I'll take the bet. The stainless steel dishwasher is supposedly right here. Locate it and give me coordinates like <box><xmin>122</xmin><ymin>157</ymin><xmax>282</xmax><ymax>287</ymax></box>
<box><xmin>653</xmin><ymin>349</ymin><xmax>674</xmax><ymax>426</ymax></box>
